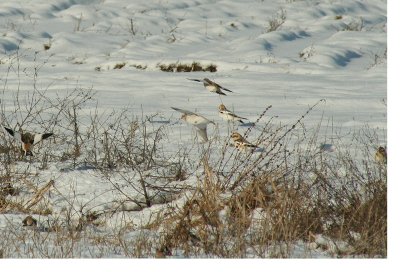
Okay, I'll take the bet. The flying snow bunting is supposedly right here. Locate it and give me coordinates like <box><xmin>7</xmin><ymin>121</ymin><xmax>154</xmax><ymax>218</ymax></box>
<box><xmin>218</xmin><ymin>104</ymin><xmax>248</xmax><ymax>124</ymax></box>
<box><xmin>171</xmin><ymin>107</ymin><xmax>215</xmax><ymax>142</ymax></box>
<box><xmin>3</xmin><ymin>126</ymin><xmax>53</xmax><ymax>156</ymax></box>
<box><xmin>230</xmin><ymin>132</ymin><xmax>258</xmax><ymax>152</ymax></box>
<box><xmin>187</xmin><ymin>78</ymin><xmax>233</xmax><ymax>96</ymax></box>
<box><xmin>375</xmin><ymin>146</ymin><xmax>387</xmax><ymax>164</ymax></box>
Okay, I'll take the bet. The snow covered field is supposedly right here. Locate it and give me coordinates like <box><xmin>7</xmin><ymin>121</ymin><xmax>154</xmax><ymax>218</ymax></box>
<box><xmin>0</xmin><ymin>0</ymin><xmax>388</xmax><ymax>262</ymax></box>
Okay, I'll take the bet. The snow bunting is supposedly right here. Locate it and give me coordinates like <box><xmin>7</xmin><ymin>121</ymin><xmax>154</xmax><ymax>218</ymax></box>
<box><xmin>375</xmin><ymin>146</ymin><xmax>387</xmax><ymax>164</ymax></box>
<box><xmin>171</xmin><ymin>107</ymin><xmax>215</xmax><ymax>142</ymax></box>
<box><xmin>218</xmin><ymin>104</ymin><xmax>248</xmax><ymax>124</ymax></box>
<box><xmin>3</xmin><ymin>126</ymin><xmax>53</xmax><ymax>156</ymax></box>
<box><xmin>230</xmin><ymin>132</ymin><xmax>258</xmax><ymax>152</ymax></box>
<box><xmin>22</xmin><ymin>215</ymin><xmax>37</xmax><ymax>227</ymax></box>
<box><xmin>187</xmin><ymin>78</ymin><xmax>233</xmax><ymax>96</ymax></box>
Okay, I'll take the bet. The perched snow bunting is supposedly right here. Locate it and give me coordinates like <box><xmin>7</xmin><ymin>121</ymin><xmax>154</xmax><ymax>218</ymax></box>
<box><xmin>230</xmin><ymin>132</ymin><xmax>258</xmax><ymax>152</ymax></box>
<box><xmin>171</xmin><ymin>107</ymin><xmax>215</xmax><ymax>142</ymax></box>
<box><xmin>375</xmin><ymin>146</ymin><xmax>387</xmax><ymax>164</ymax></box>
<box><xmin>187</xmin><ymin>78</ymin><xmax>233</xmax><ymax>96</ymax></box>
<box><xmin>3</xmin><ymin>126</ymin><xmax>53</xmax><ymax>156</ymax></box>
<box><xmin>218</xmin><ymin>104</ymin><xmax>248</xmax><ymax>124</ymax></box>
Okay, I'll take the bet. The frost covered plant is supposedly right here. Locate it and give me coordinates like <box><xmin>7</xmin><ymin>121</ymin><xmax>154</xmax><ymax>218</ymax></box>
<box><xmin>157</xmin><ymin>62</ymin><xmax>217</xmax><ymax>72</ymax></box>
<box><xmin>342</xmin><ymin>17</ymin><xmax>364</xmax><ymax>31</ymax></box>
<box><xmin>367</xmin><ymin>47</ymin><xmax>387</xmax><ymax>70</ymax></box>
<box><xmin>299</xmin><ymin>44</ymin><xmax>316</xmax><ymax>60</ymax></box>
<box><xmin>266</xmin><ymin>8</ymin><xmax>286</xmax><ymax>32</ymax></box>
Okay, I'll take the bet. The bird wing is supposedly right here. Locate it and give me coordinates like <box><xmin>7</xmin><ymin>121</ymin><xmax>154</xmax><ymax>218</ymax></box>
<box><xmin>193</xmin><ymin>121</ymin><xmax>207</xmax><ymax>130</ymax></box>
<box><xmin>212</xmin><ymin>80</ymin><xmax>233</xmax><ymax>93</ymax></box>
<box><xmin>199</xmin><ymin>115</ymin><xmax>216</xmax><ymax>126</ymax></box>
<box><xmin>196</xmin><ymin>127</ymin><xmax>209</xmax><ymax>142</ymax></box>
<box><xmin>171</xmin><ymin>107</ymin><xmax>197</xmax><ymax>116</ymax></box>
<box><xmin>33</xmin><ymin>133</ymin><xmax>53</xmax><ymax>145</ymax></box>
<box><xmin>220</xmin><ymin>86</ymin><xmax>233</xmax><ymax>93</ymax></box>
<box><xmin>238</xmin><ymin>137</ymin><xmax>258</xmax><ymax>148</ymax></box>
<box><xmin>235</xmin><ymin>141</ymin><xmax>258</xmax><ymax>151</ymax></box>
<box><xmin>215</xmin><ymin>89</ymin><xmax>227</xmax><ymax>96</ymax></box>
<box><xmin>221</xmin><ymin>110</ymin><xmax>247</xmax><ymax>120</ymax></box>
<box><xmin>4</xmin><ymin>127</ymin><xmax>14</xmax><ymax>137</ymax></box>
<box><xmin>186</xmin><ymin>78</ymin><xmax>202</xmax><ymax>83</ymax></box>
<box><xmin>4</xmin><ymin>127</ymin><xmax>22</xmax><ymax>142</ymax></box>
<box><xmin>205</xmin><ymin>78</ymin><xmax>233</xmax><ymax>93</ymax></box>
<box><xmin>245</xmin><ymin>142</ymin><xmax>258</xmax><ymax>148</ymax></box>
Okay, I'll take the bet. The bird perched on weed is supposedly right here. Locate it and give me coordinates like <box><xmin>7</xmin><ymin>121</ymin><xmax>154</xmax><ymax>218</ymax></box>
<box><xmin>230</xmin><ymin>132</ymin><xmax>258</xmax><ymax>152</ymax></box>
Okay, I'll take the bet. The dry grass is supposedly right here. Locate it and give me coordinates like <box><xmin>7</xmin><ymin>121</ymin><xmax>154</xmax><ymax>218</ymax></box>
<box><xmin>148</xmin><ymin>103</ymin><xmax>387</xmax><ymax>258</ymax></box>
<box><xmin>157</xmin><ymin>61</ymin><xmax>217</xmax><ymax>72</ymax></box>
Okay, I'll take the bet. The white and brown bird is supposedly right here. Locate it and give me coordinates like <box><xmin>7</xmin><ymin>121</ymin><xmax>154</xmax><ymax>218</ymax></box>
<box><xmin>187</xmin><ymin>78</ymin><xmax>233</xmax><ymax>96</ymax></box>
<box><xmin>171</xmin><ymin>107</ymin><xmax>215</xmax><ymax>142</ymax></box>
<box><xmin>22</xmin><ymin>215</ymin><xmax>37</xmax><ymax>227</ymax></box>
<box><xmin>230</xmin><ymin>132</ymin><xmax>258</xmax><ymax>152</ymax></box>
<box><xmin>3</xmin><ymin>126</ymin><xmax>53</xmax><ymax>156</ymax></box>
<box><xmin>218</xmin><ymin>104</ymin><xmax>248</xmax><ymax>124</ymax></box>
<box><xmin>375</xmin><ymin>146</ymin><xmax>387</xmax><ymax>164</ymax></box>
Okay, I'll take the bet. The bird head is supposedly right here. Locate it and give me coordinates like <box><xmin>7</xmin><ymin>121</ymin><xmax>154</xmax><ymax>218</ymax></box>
<box><xmin>378</xmin><ymin>146</ymin><xmax>386</xmax><ymax>155</ymax></box>
<box><xmin>231</xmin><ymin>132</ymin><xmax>244</xmax><ymax>141</ymax></box>
<box><xmin>218</xmin><ymin>104</ymin><xmax>227</xmax><ymax>111</ymax></box>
